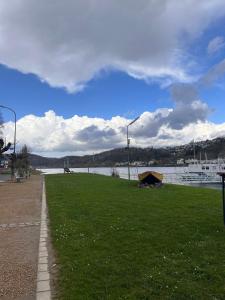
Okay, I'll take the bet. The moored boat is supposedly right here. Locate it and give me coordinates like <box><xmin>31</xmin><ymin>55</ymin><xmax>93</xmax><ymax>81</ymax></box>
<box><xmin>181</xmin><ymin>159</ymin><xmax>225</xmax><ymax>183</ymax></box>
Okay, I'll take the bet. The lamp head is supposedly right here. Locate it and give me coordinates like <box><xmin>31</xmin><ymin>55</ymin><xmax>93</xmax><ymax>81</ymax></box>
<box><xmin>128</xmin><ymin>116</ymin><xmax>140</xmax><ymax>126</ymax></box>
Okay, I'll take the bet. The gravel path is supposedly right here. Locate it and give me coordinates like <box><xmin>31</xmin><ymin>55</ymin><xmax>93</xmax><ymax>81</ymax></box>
<box><xmin>0</xmin><ymin>175</ymin><xmax>42</xmax><ymax>299</ymax></box>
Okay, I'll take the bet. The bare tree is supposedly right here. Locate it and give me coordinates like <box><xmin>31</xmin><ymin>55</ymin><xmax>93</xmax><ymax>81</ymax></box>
<box><xmin>0</xmin><ymin>112</ymin><xmax>12</xmax><ymax>156</ymax></box>
<box><xmin>16</xmin><ymin>145</ymin><xmax>31</xmax><ymax>178</ymax></box>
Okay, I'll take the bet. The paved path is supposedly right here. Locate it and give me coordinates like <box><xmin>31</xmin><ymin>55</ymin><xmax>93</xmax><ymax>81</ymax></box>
<box><xmin>0</xmin><ymin>175</ymin><xmax>42</xmax><ymax>299</ymax></box>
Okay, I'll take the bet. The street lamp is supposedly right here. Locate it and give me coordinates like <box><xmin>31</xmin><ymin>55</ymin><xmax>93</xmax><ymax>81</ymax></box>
<box><xmin>0</xmin><ymin>105</ymin><xmax>17</xmax><ymax>179</ymax></box>
<box><xmin>127</xmin><ymin>116</ymin><xmax>140</xmax><ymax>180</ymax></box>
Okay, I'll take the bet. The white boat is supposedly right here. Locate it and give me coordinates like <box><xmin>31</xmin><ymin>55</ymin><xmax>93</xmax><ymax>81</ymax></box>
<box><xmin>180</xmin><ymin>159</ymin><xmax>225</xmax><ymax>183</ymax></box>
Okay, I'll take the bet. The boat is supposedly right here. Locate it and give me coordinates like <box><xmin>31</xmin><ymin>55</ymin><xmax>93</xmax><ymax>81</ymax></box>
<box><xmin>180</xmin><ymin>159</ymin><xmax>225</xmax><ymax>183</ymax></box>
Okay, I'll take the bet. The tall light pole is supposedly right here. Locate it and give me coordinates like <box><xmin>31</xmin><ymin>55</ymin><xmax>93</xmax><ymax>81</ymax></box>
<box><xmin>127</xmin><ymin>116</ymin><xmax>140</xmax><ymax>180</ymax></box>
<box><xmin>0</xmin><ymin>105</ymin><xmax>17</xmax><ymax>179</ymax></box>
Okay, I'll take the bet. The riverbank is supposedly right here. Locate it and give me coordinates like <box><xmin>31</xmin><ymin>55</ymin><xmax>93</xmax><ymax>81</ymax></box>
<box><xmin>46</xmin><ymin>173</ymin><xmax>225</xmax><ymax>299</ymax></box>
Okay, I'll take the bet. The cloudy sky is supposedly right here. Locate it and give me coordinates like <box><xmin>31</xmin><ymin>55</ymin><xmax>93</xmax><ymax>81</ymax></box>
<box><xmin>1</xmin><ymin>0</ymin><xmax>225</xmax><ymax>157</ymax></box>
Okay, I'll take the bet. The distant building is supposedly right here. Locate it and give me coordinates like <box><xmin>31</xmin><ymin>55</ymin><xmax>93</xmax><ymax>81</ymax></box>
<box><xmin>185</xmin><ymin>158</ymin><xmax>199</xmax><ymax>164</ymax></box>
<box><xmin>0</xmin><ymin>157</ymin><xmax>9</xmax><ymax>168</ymax></box>
<box><xmin>177</xmin><ymin>158</ymin><xmax>185</xmax><ymax>165</ymax></box>
<box><xmin>130</xmin><ymin>161</ymin><xmax>145</xmax><ymax>166</ymax></box>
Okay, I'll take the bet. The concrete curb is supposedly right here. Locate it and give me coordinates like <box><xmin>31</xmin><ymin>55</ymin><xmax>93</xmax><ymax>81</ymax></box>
<box><xmin>36</xmin><ymin>179</ymin><xmax>52</xmax><ymax>300</ymax></box>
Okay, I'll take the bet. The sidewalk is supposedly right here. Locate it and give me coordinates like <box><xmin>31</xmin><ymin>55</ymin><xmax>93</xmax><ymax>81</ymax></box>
<box><xmin>0</xmin><ymin>175</ymin><xmax>42</xmax><ymax>299</ymax></box>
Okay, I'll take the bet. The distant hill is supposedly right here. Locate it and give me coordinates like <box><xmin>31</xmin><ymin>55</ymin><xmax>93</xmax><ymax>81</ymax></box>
<box><xmin>28</xmin><ymin>136</ymin><xmax>225</xmax><ymax>168</ymax></box>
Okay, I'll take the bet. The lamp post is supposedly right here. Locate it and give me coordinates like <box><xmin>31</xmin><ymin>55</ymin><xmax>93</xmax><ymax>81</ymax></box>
<box><xmin>0</xmin><ymin>105</ymin><xmax>17</xmax><ymax>179</ymax></box>
<box><xmin>127</xmin><ymin>116</ymin><xmax>140</xmax><ymax>180</ymax></box>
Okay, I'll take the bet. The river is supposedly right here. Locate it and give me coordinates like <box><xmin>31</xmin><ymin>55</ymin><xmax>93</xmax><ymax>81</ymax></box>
<box><xmin>38</xmin><ymin>166</ymin><xmax>182</xmax><ymax>178</ymax></box>
<box><xmin>38</xmin><ymin>166</ymin><xmax>222</xmax><ymax>190</ymax></box>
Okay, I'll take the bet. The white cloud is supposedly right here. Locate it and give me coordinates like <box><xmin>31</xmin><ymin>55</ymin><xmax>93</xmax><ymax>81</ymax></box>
<box><xmin>0</xmin><ymin>1</ymin><xmax>225</xmax><ymax>91</ymax></box>
<box><xmin>207</xmin><ymin>36</ymin><xmax>225</xmax><ymax>55</ymax></box>
<box><xmin>2</xmin><ymin>110</ymin><xmax>225</xmax><ymax>157</ymax></box>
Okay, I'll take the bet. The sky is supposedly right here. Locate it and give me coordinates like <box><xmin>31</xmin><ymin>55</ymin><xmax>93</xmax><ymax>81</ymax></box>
<box><xmin>1</xmin><ymin>0</ymin><xmax>225</xmax><ymax>157</ymax></box>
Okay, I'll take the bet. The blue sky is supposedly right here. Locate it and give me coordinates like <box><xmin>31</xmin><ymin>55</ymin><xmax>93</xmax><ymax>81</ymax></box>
<box><xmin>1</xmin><ymin>64</ymin><xmax>225</xmax><ymax>124</ymax></box>
<box><xmin>0</xmin><ymin>65</ymin><xmax>172</xmax><ymax>120</ymax></box>
<box><xmin>1</xmin><ymin>1</ymin><xmax>225</xmax><ymax>156</ymax></box>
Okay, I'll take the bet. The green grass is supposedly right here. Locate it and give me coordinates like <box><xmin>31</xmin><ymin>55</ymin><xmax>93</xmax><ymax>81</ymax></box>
<box><xmin>46</xmin><ymin>174</ymin><xmax>225</xmax><ymax>299</ymax></box>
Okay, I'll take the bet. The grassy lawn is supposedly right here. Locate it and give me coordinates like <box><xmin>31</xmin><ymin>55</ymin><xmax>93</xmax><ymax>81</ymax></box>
<box><xmin>46</xmin><ymin>174</ymin><xmax>225</xmax><ymax>299</ymax></box>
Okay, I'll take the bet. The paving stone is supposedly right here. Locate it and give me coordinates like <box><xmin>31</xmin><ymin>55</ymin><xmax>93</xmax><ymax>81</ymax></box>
<box><xmin>41</xmin><ymin>233</ymin><xmax>48</xmax><ymax>238</ymax></box>
<box><xmin>38</xmin><ymin>263</ymin><xmax>48</xmax><ymax>272</ymax></box>
<box><xmin>37</xmin><ymin>271</ymin><xmax>50</xmax><ymax>281</ymax></box>
<box><xmin>36</xmin><ymin>291</ymin><xmax>51</xmax><ymax>300</ymax></box>
<box><xmin>39</xmin><ymin>246</ymin><xmax>47</xmax><ymax>253</ymax></box>
<box><xmin>37</xmin><ymin>280</ymin><xmax>50</xmax><ymax>292</ymax></box>
<box><xmin>39</xmin><ymin>256</ymin><xmax>48</xmax><ymax>264</ymax></box>
<box><xmin>39</xmin><ymin>251</ymin><xmax>48</xmax><ymax>257</ymax></box>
